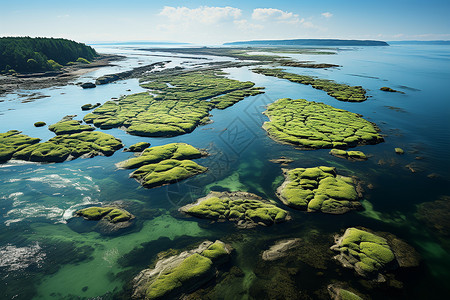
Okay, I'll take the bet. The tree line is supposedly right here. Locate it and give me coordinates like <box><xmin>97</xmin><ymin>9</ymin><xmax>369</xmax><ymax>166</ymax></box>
<box><xmin>0</xmin><ymin>37</ymin><xmax>98</xmax><ymax>73</ymax></box>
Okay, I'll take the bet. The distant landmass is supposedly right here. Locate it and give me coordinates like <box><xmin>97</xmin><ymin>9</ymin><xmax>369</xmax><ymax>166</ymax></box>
<box><xmin>223</xmin><ymin>39</ymin><xmax>389</xmax><ymax>46</ymax></box>
<box><xmin>89</xmin><ymin>41</ymin><xmax>190</xmax><ymax>46</ymax></box>
<box><xmin>389</xmin><ymin>40</ymin><xmax>450</xmax><ymax>45</ymax></box>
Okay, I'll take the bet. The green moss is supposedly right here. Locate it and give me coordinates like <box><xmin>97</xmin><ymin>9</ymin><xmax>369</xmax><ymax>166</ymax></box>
<box><xmin>81</xmin><ymin>103</ymin><xmax>101</xmax><ymax>111</ymax></box>
<box><xmin>76</xmin><ymin>57</ymin><xmax>90</xmax><ymax>64</ymax></box>
<box><xmin>201</xmin><ymin>241</ymin><xmax>229</xmax><ymax>261</ymax></box>
<box><xmin>395</xmin><ymin>147</ymin><xmax>404</xmax><ymax>154</ymax></box>
<box><xmin>34</xmin><ymin>121</ymin><xmax>46</xmax><ymax>127</ymax></box>
<box><xmin>0</xmin><ymin>130</ymin><xmax>41</xmax><ymax>162</ymax></box>
<box><xmin>12</xmin><ymin>131</ymin><xmax>122</xmax><ymax>163</ymax></box>
<box><xmin>146</xmin><ymin>253</ymin><xmax>213</xmax><ymax>299</ymax></box>
<box><xmin>277</xmin><ymin>167</ymin><xmax>361</xmax><ymax>214</ymax></box>
<box><xmin>263</xmin><ymin>98</ymin><xmax>383</xmax><ymax>149</ymax></box>
<box><xmin>339</xmin><ymin>289</ymin><xmax>363</xmax><ymax>300</ymax></box>
<box><xmin>181</xmin><ymin>191</ymin><xmax>290</xmax><ymax>227</ymax></box>
<box><xmin>332</xmin><ymin>228</ymin><xmax>395</xmax><ymax>276</ymax></box>
<box><xmin>48</xmin><ymin>119</ymin><xmax>95</xmax><ymax>135</ymax></box>
<box><xmin>380</xmin><ymin>86</ymin><xmax>404</xmax><ymax>94</ymax></box>
<box><xmin>125</xmin><ymin>142</ymin><xmax>151</xmax><ymax>152</ymax></box>
<box><xmin>76</xmin><ymin>206</ymin><xmax>133</xmax><ymax>223</ymax></box>
<box><xmin>253</xmin><ymin>68</ymin><xmax>367</xmax><ymax>102</ymax></box>
<box><xmin>84</xmin><ymin>71</ymin><xmax>264</xmax><ymax>137</ymax></box>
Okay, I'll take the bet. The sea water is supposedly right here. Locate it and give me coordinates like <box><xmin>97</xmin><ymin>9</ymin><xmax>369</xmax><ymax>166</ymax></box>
<box><xmin>0</xmin><ymin>44</ymin><xmax>449</xmax><ymax>299</ymax></box>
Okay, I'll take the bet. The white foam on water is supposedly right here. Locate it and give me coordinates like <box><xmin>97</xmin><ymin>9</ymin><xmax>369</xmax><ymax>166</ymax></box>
<box><xmin>0</xmin><ymin>242</ymin><xmax>46</xmax><ymax>271</ymax></box>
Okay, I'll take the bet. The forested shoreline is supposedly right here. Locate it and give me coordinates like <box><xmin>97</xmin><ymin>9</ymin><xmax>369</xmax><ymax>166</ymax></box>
<box><xmin>0</xmin><ymin>37</ymin><xmax>97</xmax><ymax>73</ymax></box>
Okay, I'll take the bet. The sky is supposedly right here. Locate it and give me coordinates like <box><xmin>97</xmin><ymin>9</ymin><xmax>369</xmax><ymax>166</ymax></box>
<box><xmin>1</xmin><ymin>0</ymin><xmax>450</xmax><ymax>44</ymax></box>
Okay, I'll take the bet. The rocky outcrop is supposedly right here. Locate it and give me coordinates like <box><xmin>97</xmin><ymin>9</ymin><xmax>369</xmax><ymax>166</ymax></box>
<box><xmin>132</xmin><ymin>240</ymin><xmax>232</xmax><ymax>299</ymax></box>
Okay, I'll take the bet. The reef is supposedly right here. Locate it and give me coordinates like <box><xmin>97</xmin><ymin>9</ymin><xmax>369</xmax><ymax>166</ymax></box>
<box><xmin>330</xmin><ymin>149</ymin><xmax>367</xmax><ymax>161</ymax></box>
<box><xmin>84</xmin><ymin>70</ymin><xmax>264</xmax><ymax>137</ymax></box>
<box><xmin>48</xmin><ymin>118</ymin><xmax>95</xmax><ymax>135</ymax></box>
<box><xmin>276</xmin><ymin>166</ymin><xmax>362</xmax><ymax>214</ymax></box>
<box><xmin>124</xmin><ymin>142</ymin><xmax>151</xmax><ymax>152</ymax></box>
<box><xmin>75</xmin><ymin>206</ymin><xmax>134</xmax><ymax>234</ymax></box>
<box><xmin>3</xmin><ymin>130</ymin><xmax>123</xmax><ymax>163</ymax></box>
<box><xmin>0</xmin><ymin>130</ymin><xmax>41</xmax><ymax>162</ymax></box>
<box><xmin>380</xmin><ymin>87</ymin><xmax>404</xmax><ymax>94</ymax></box>
<box><xmin>117</xmin><ymin>143</ymin><xmax>207</xmax><ymax>189</ymax></box>
<box><xmin>331</xmin><ymin>228</ymin><xmax>420</xmax><ymax>280</ymax></box>
<box><xmin>263</xmin><ymin>98</ymin><xmax>383</xmax><ymax>149</ymax></box>
<box><xmin>253</xmin><ymin>68</ymin><xmax>367</xmax><ymax>102</ymax></box>
<box><xmin>416</xmin><ymin>195</ymin><xmax>450</xmax><ymax>237</ymax></box>
<box><xmin>132</xmin><ymin>240</ymin><xmax>232</xmax><ymax>300</ymax></box>
<box><xmin>179</xmin><ymin>191</ymin><xmax>291</xmax><ymax>228</ymax></box>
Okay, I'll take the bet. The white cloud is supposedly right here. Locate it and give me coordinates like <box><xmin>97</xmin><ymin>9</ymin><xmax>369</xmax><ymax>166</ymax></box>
<box><xmin>159</xmin><ymin>6</ymin><xmax>242</xmax><ymax>24</ymax></box>
<box><xmin>321</xmin><ymin>12</ymin><xmax>333</xmax><ymax>18</ymax></box>
<box><xmin>234</xmin><ymin>19</ymin><xmax>264</xmax><ymax>30</ymax></box>
<box><xmin>252</xmin><ymin>8</ymin><xmax>300</xmax><ymax>24</ymax></box>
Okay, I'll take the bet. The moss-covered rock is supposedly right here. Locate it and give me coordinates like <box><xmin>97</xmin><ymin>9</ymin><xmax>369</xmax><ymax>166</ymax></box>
<box><xmin>253</xmin><ymin>68</ymin><xmax>367</xmax><ymax>102</ymax></box>
<box><xmin>48</xmin><ymin>119</ymin><xmax>95</xmax><ymax>135</ymax></box>
<box><xmin>180</xmin><ymin>191</ymin><xmax>291</xmax><ymax>228</ymax></box>
<box><xmin>132</xmin><ymin>240</ymin><xmax>232</xmax><ymax>300</ymax></box>
<box><xmin>81</xmin><ymin>103</ymin><xmax>101</xmax><ymax>111</ymax></box>
<box><xmin>0</xmin><ymin>130</ymin><xmax>41</xmax><ymax>162</ymax></box>
<box><xmin>395</xmin><ymin>147</ymin><xmax>404</xmax><ymax>154</ymax></box>
<box><xmin>34</xmin><ymin>121</ymin><xmax>46</xmax><ymax>127</ymax></box>
<box><xmin>328</xmin><ymin>284</ymin><xmax>364</xmax><ymax>300</ymax></box>
<box><xmin>117</xmin><ymin>143</ymin><xmax>207</xmax><ymax>189</ymax></box>
<box><xmin>84</xmin><ymin>71</ymin><xmax>264</xmax><ymax>137</ymax></box>
<box><xmin>263</xmin><ymin>98</ymin><xmax>383</xmax><ymax>149</ymax></box>
<box><xmin>12</xmin><ymin>131</ymin><xmax>123</xmax><ymax>163</ymax></box>
<box><xmin>330</xmin><ymin>149</ymin><xmax>367</xmax><ymax>161</ymax></box>
<box><xmin>330</xmin><ymin>228</ymin><xmax>395</xmax><ymax>278</ymax></box>
<box><xmin>124</xmin><ymin>142</ymin><xmax>151</xmax><ymax>152</ymax></box>
<box><xmin>75</xmin><ymin>206</ymin><xmax>133</xmax><ymax>223</ymax></box>
<box><xmin>276</xmin><ymin>166</ymin><xmax>362</xmax><ymax>214</ymax></box>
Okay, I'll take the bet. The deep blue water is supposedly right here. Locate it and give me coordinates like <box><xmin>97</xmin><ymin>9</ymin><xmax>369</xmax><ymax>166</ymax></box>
<box><xmin>0</xmin><ymin>44</ymin><xmax>449</xmax><ymax>299</ymax></box>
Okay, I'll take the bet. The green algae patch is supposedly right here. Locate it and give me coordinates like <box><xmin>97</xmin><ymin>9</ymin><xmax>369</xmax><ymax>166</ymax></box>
<box><xmin>276</xmin><ymin>166</ymin><xmax>362</xmax><ymax>214</ymax></box>
<box><xmin>263</xmin><ymin>98</ymin><xmax>383</xmax><ymax>149</ymax></box>
<box><xmin>0</xmin><ymin>130</ymin><xmax>41</xmax><ymax>162</ymax></box>
<box><xmin>34</xmin><ymin>121</ymin><xmax>46</xmax><ymax>127</ymax></box>
<box><xmin>180</xmin><ymin>191</ymin><xmax>291</xmax><ymax>228</ymax></box>
<box><xmin>124</xmin><ymin>142</ymin><xmax>151</xmax><ymax>152</ymax></box>
<box><xmin>76</xmin><ymin>206</ymin><xmax>133</xmax><ymax>223</ymax></box>
<box><xmin>118</xmin><ymin>143</ymin><xmax>207</xmax><ymax>189</ymax></box>
<box><xmin>331</xmin><ymin>228</ymin><xmax>395</xmax><ymax>278</ymax></box>
<box><xmin>84</xmin><ymin>71</ymin><xmax>264</xmax><ymax>137</ymax></box>
<box><xmin>12</xmin><ymin>131</ymin><xmax>123</xmax><ymax>163</ymax></box>
<box><xmin>253</xmin><ymin>68</ymin><xmax>367</xmax><ymax>102</ymax></box>
<box><xmin>328</xmin><ymin>284</ymin><xmax>363</xmax><ymax>300</ymax></box>
<box><xmin>330</xmin><ymin>149</ymin><xmax>367</xmax><ymax>161</ymax></box>
<box><xmin>395</xmin><ymin>147</ymin><xmax>404</xmax><ymax>154</ymax></box>
<box><xmin>132</xmin><ymin>240</ymin><xmax>232</xmax><ymax>300</ymax></box>
<box><xmin>117</xmin><ymin>143</ymin><xmax>204</xmax><ymax>169</ymax></box>
<box><xmin>48</xmin><ymin>119</ymin><xmax>95</xmax><ymax>135</ymax></box>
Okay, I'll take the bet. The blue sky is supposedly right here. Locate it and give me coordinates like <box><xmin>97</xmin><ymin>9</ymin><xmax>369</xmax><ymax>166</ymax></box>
<box><xmin>1</xmin><ymin>0</ymin><xmax>449</xmax><ymax>44</ymax></box>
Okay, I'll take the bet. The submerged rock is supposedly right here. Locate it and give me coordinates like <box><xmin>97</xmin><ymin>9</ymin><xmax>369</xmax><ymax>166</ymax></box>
<box><xmin>330</xmin><ymin>149</ymin><xmax>367</xmax><ymax>161</ymax></box>
<box><xmin>380</xmin><ymin>87</ymin><xmax>404</xmax><ymax>94</ymax></box>
<box><xmin>269</xmin><ymin>157</ymin><xmax>294</xmax><ymax>165</ymax></box>
<box><xmin>395</xmin><ymin>147</ymin><xmax>404</xmax><ymax>154</ymax></box>
<box><xmin>276</xmin><ymin>166</ymin><xmax>362</xmax><ymax>214</ymax></box>
<box><xmin>263</xmin><ymin>98</ymin><xmax>383</xmax><ymax>149</ymax></box>
<box><xmin>262</xmin><ymin>238</ymin><xmax>301</xmax><ymax>261</ymax></box>
<box><xmin>253</xmin><ymin>68</ymin><xmax>367</xmax><ymax>102</ymax></box>
<box><xmin>180</xmin><ymin>191</ymin><xmax>291</xmax><ymax>228</ymax></box>
<box><xmin>132</xmin><ymin>240</ymin><xmax>232</xmax><ymax>300</ymax></box>
<box><xmin>124</xmin><ymin>142</ymin><xmax>151</xmax><ymax>152</ymax></box>
<box><xmin>117</xmin><ymin>143</ymin><xmax>207</xmax><ymax>189</ymax></box>
<box><xmin>416</xmin><ymin>195</ymin><xmax>450</xmax><ymax>237</ymax></box>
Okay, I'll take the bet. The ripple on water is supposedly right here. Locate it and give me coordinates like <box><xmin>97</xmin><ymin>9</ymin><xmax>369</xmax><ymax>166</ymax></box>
<box><xmin>0</xmin><ymin>242</ymin><xmax>46</xmax><ymax>272</ymax></box>
<box><xmin>0</xmin><ymin>166</ymin><xmax>101</xmax><ymax>226</ymax></box>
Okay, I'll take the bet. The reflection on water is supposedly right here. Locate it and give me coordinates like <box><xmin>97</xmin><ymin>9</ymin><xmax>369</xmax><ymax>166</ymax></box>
<box><xmin>0</xmin><ymin>44</ymin><xmax>449</xmax><ymax>299</ymax></box>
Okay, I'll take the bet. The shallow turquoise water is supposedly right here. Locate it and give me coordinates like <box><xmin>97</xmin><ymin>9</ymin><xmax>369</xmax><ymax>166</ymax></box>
<box><xmin>0</xmin><ymin>44</ymin><xmax>449</xmax><ymax>299</ymax></box>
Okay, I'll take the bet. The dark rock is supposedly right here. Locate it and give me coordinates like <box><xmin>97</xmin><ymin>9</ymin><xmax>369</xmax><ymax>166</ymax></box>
<box><xmin>80</xmin><ymin>82</ymin><xmax>96</xmax><ymax>89</ymax></box>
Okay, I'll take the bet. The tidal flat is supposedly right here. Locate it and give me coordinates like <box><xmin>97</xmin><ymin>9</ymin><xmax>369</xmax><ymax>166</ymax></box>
<box><xmin>0</xmin><ymin>44</ymin><xmax>449</xmax><ymax>300</ymax></box>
